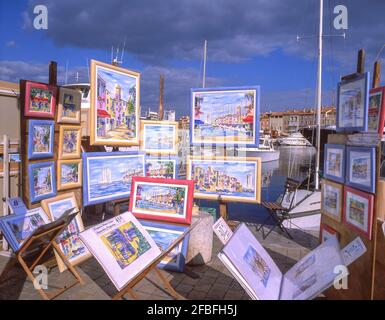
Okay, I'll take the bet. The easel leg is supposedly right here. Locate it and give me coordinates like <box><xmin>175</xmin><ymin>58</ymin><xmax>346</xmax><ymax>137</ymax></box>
<box><xmin>154</xmin><ymin>268</ymin><xmax>184</xmax><ymax>300</ymax></box>
<box><xmin>219</xmin><ymin>201</ymin><xmax>228</xmax><ymax>220</ymax></box>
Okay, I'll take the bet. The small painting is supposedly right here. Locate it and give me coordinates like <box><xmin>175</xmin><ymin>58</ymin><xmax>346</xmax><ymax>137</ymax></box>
<box><xmin>57</xmin><ymin>159</ymin><xmax>82</xmax><ymax>190</ymax></box>
<box><xmin>90</xmin><ymin>60</ymin><xmax>140</xmax><ymax>146</ymax></box>
<box><xmin>324</xmin><ymin>144</ymin><xmax>345</xmax><ymax>184</ymax></box>
<box><xmin>145</xmin><ymin>156</ymin><xmax>178</xmax><ymax>179</ymax></box>
<box><xmin>27</xmin><ymin>119</ymin><xmax>54</xmax><ymax>160</ymax></box>
<box><xmin>130</xmin><ymin>177</ymin><xmax>194</xmax><ymax>224</ymax></box>
<box><xmin>28</xmin><ymin>161</ymin><xmax>56</xmax><ymax>203</ymax></box>
<box><xmin>191</xmin><ymin>87</ymin><xmax>260</xmax><ymax>147</ymax></box>
<box><xmin>367</xmin><ymin>86</ymin><xmax>385</xmax><ymax>135</ymax></box>
<box><xmin>321</xmin><ymin>179</ymin><xmax>343</xmax><ymax>222</ymax></box>
<box><xmin>319</xmin><ymin>224</ymin><xmax>339</xmax><ymax>243</ymax></box>
<box><xmin>24</xmin><ymin>81</ymin><xmax>57</xmax><ymax>118</ymax></box>
<box><xmin>187</xmin><ymin>156</ymin><xmax>262</xmax><ymax>203</ymax></box>
<box><xmin>336</xmin><ymin>72</ymin><xmax>370</xmax><ymax>132</ymax></box>
<box><xmin>58</xmin><ymin>125</ymin><xmax>82</xmax><ymax>159</ymax></box>
<box><xmin>243</xmin><ymin>245</ymin><xmax>271</xmax><ymax>288</ymax></box>
<box><xmin>57</xmin><ymin>87</ymin><xmax>82</xmax><ymax>124</ymax></box>
<box><xmin>83</xmin><ymin>152</ymin><xmax>145</xmax><ymax>206</ymax></box>
<box><xmin>141</xmin><ymin>121</ymin><xmax>178</xmax><ymax>154</ymax></box>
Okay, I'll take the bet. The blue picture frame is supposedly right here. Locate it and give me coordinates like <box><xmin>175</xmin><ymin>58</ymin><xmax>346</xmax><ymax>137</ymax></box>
<box><xmin>82</xmin><ymin>151</ymin><xmax>145</xmax><ymax>206</ymax></box>
<box><xmin>145</xmin><ymin>155</ymin><xmax>179</xmax><ymax>179</ymax></box>
<box><xmin>28</xmin><ymin>161</ymin><xmax>56</xmax><ymax>203</ymax></box>
<box><xmin>323</xmin><ymin>144</ymin><xmax>346</xmax><ymax>183</ymax></box>
<box><xmin>140</xmin><ymin>220</ymin><xmax>189</xmax><ymax>272</ymax></box>
<box><xmin>345</xmin><ymin>146</ymin><xmax>376</xmax><ymax>193</ymax></box>
<box><xmin>190</xmin><ymin>86</ymin><xmax>260</xmax><ymax>147</ymax></box>
<box><xmin>28</xmin><ymin>119</ymin><xmax>55</xmax><ymax>160</ymax></box>
<box><xmin>336</xmin><ymin>72</ymin><xmax>370</xmax><ymax>132</ymax></box>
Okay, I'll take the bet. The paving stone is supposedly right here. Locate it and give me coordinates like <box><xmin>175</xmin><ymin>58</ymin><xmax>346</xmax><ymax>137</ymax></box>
<box><xmin>187</xmin><ymin>289</ymin><xmax>207</xmax><ymax>300</ymax></box>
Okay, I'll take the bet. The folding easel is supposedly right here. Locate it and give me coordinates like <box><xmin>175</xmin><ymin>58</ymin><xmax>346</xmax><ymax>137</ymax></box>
<box><xmin>0</xmin><ymin>211</ymin><xmax>84</xmax><ymax>300</ymax></box>
<box><xmin>112</xmin><ymin>219</ymin><xmax>200</xmax><ymax>300</ymax></box>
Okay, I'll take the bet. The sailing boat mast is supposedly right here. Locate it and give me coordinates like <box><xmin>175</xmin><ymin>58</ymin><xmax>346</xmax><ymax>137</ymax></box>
<box><xmin>314</xmin><ymin>0</ymin><xmax>323</xmax><ymax>190</ymax></box>
<box><xmin>203</xmin><ymin>40</ymin><xmax>208</xmax><ymax>88</ymax></box>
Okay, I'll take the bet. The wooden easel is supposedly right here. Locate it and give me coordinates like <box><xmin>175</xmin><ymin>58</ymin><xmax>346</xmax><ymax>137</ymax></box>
<box><xmin>112</xmin><ymin>219</ymin><xmax>200</xmax><ymax>300</ymax></box>
<box><xmin>0</xmin><ymin>211</ymin><xmax>84</xmax><ymax>300</ymax></box>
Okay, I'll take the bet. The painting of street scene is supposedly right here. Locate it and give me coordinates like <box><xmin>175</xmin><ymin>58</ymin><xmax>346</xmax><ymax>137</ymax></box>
<box><xmin>60</xmin><ymin>163</ymin><xmax>79</xmax><ymax>185</ymax></box>
<box><xmin>86</xmin><ymin>154</ymin><xmax>144</xmax><ymax>204</ymax></box>
<box><xmin>243</xmin><ymin>246</ymin><xmax>271</xmax><ymax>288</ymax></box>
<box><xmin>192</xmin><ymin>89</ymin><xmax>256</xmax><ymax>144</ymax></box>
<box><xmin>144</xmin><ymin>124</ymin><xmax>175</xmax><ymax>151</ymax></box>
<box><xmin>62</xmin><ymin>93</ymin><xmax>79</xmax><ymax>119</ymax></box>
<box><xmin>29</xmin><ymin>87</ymin><xmax>53</xmax><ymax>113</ymax></box>
<box><xmin>32</xmin><ymin>124</ymin><xmax>52</xmax><ymax>153</ymax></box>
<box><xmin>368</xmin><ymin>91</ymin><xmax>382</xmax><ymax>131</ymax></box>
<box><xmin>347</xmin><ymin>196</ymin><xmax>367</xmax><ymax>227</ymax></box>
<box><xmin>62</xmin><ymin>129</ymin><xmax>80</xmax><ymax>156</ymax></box>
<box><xmin>101</xmin><ymin>221</ymin><xmax>151</xmax><ymax>269</ymax></box>
<box><xmin>6</xmin><ymin>212</ymin><xmax>46</xmax><ymax>244</ymax></box>
<box><xmin>94</xmin><ymin>65</ymin><xmax>138</xmax><ymax>144</ymax></box>
<box><xmin>351</xmin><ymin>155</ymin><xmax>370</xmax><ymax>185</ymax></box>
<box><xmin>145</xmin><ymin>159</ymin><xmax>176</xmax><ymax>179</ymax></box>
<box><xmin>134</xmin><ymin>183</ymin><xmax>187</xmax><ymax>216</ymax></box>
<box><xmin>190</xmin><ymin>159</ymin><xmax>256</xmax><ymax>200</ymax></box>
<box><xmin>326</xmin><ymin>150</ymin><xmax>342</xmax><ymax>177</ymax></box>
<box><xmin>32</xmin><ymin>166</ymin><xmax>53</xmax><ymax>197</ymax></box>
<box><xmin>324</xmin><ymin>186</ymin><xmax>338</xmax><ymax>215</ymax></box>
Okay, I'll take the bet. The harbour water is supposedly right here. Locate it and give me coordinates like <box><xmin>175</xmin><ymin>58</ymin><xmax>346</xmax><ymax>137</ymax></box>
<box><xmin>195</xmin><ymin>124</ymin><xmax>251</xmax><ymax>139</ymax></box>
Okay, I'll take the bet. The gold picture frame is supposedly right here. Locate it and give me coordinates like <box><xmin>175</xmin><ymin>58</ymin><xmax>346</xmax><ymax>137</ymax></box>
<box><xmin>41</xmin><ymin>192</ymin><xmax>91</xmax><ymax>272</ymax></box>
<box><xmin>90</xmin><ymin>59</ymin><xmax>140</xmax><ymax>146</ymax></box>
<box><xmin>57</xmin><ymin>87</ymin><xmax>81</xmax><ymax>124</ymax></box>
<box><xmin>321</xmin><ymin>179</ymin><xmax>343</xmax><ymax>223</ymax></box>
<box><xmin>140</xmin><ymin>120</ymin><xmax>178</xmax><ymax>155</ymax></box>
<box><xmin>58</xmin><ymin>125</ymin><xmax>82</xmax><ymax>159</ymax></box>
<box><xmin>187</xmin><ymin>156</ymin><xmax>262</xmax><ymax>203</ymax></box>
<box><xmin>57</xmin><ymin>159</ymin><xmax>82</xmax><ymax>190</ymax></box>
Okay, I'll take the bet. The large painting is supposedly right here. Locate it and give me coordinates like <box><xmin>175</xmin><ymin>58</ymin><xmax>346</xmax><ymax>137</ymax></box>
<box><xmin>186</xmin><ymin>156</ymin><xmax>262</xmax><ymax>203</ymax></box>
<box><xmin>336</xmin><ymin>72</ymin><xmax>370</xmax><ymax>132</ymax></box>
<box><xmin>145</xmin><ymin>156</ymin><xmax>178</xmax><ymax>179</ymax></box>
<box><xmin>140</xmin><ymin>120</ymin><xmax>178</xmax><ymax>155</ymax></box>
<box><xmin>23</xmin><ymin>81</ymin><xmax>57</xmax><ymax>119</ymax></box>
<box><xmin>90</xmin><ymin>59</ymin><xmax>140</xmax><ymax>146</ymax></box>
<box><xmin>79</xmin><ymin>212</ymin><xmax>161</xmax><ymax>290</ymax></box>
<box><xmin>82</xmin><ymin>152</ymin><xmax>145</xmax><ymax>206</ymax></box>
<box><xmin>129</xmin><ymin>177</ymin><xmax>194</xmax><ymax>224</ymax></box>
<box><xmin>190</xmin><ymin>87</ymin><xmax>260</xmax><ymax>147</ymax></box>
<box><xmin>42</xmin><ymin>193</ymin><xmax>91</xmax><ymax>272</ymax></box>
<box><xmin>27</xmin><ymin>119</ymin><xmax>54</xmax><ymax>160</ymax></box>
<box><xmin>28</xmin><ymin>161</ymin><xmax>56</xmax><ymax>203</ymax></box>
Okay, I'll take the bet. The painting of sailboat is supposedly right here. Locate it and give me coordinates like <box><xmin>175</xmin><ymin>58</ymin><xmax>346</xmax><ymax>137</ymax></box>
<box><xmin>83</xmin><ymin>152</ymin><xmax>145</xmax><ymax>206</ymax></box>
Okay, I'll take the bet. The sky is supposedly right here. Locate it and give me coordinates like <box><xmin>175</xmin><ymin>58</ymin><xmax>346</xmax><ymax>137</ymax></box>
<box><xmin>0</xmin><ymin>0</ymin><xmax>384</xmax><ymax>118</ymax></box>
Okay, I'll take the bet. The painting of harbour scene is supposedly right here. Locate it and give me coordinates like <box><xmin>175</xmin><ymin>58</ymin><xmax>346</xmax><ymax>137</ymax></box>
<box><xmin>191</xmin><ymin>87</ymin><xmax>259</xmax><ymax>146</ymax></box>
<box><xmin>101</xmin><ymin>221</ymin><xmax>151</xmax><ymax>269</ymax></box>
<box><xmin>91</xmin><ymin>60</ymin><xmax>140</xmax><ymax>146</ymax></box>
<box><xmin>29</xmin><ymin>162</ymin><xmax>56</xmax><ymax>202</ymax></box>
<box><xmin>142</xmin><ymin>122</ymin><xmax>178</xmax><ymax>154</ymax></box>
<box><xmin>59</xmin><ymin>160</ymin><xmax>81</xmax><ymax>189</ymax></box>
<box><xmin>28</xmin><ymin>120</ymin><xmax>54</xmax><ymax>159</ymax></box>
<box><xmin>145</xmin><ymin>158</ymin><xmax>177</xmax><ymax>179</ymax></box>
<box><xmin>187</xmin><ymin>157</ymin><xmax>261</xmax><ymax>203</ymax></box>
<box><xmin>83</xmin><ymin>152</ymin><xmax>145</xmax><ymax>206</ymax></box>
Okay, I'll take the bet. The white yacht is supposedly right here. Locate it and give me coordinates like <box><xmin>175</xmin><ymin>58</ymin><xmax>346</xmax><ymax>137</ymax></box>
<box><xmin>277</xmin><ymin>132</ymin><xmax>312</xmax><ymax>147</ymax></box>
<box><xmin>237</xmin><ymin>136</ymin><xmax>280</xmax><ymax>162</ymax></box>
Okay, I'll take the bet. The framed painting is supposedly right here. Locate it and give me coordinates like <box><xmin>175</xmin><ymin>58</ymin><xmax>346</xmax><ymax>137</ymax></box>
<box><xmin>368</xmin><ymin>86</ymin><xmax>385</xmax><ymax>135</ymax></box>
<box><xmin>141</xmin><ymin>220</ymin><xmax>189</xmax><ymax>272</ymax></box>
<box><xmin>186</xmin><ymin>156</ymin><xmax>262</xmax><ymax>203</ymax></box>
<box><xmin>28</xmin><ymin>161</ymin><xmax>56</xmax><ymax>203</ymax></box>
<box><xmin>129</xmin><ymin>177</ymin><xmax>194</xmax><ymax>225</ymax></box>
<box><xmin>23</xmin><ymin>81</ymin><xmax>57</xmax><ymax>118</ymax></box>
<box><xmin>345</xmin><ymin>146</ymin><xmax>376</xmax><ymax>194</ymax></box>
<box><xmin>58</xmin><ymin>125</ymin><xmax>82</xmax><ymax>159</ymax></box>
<box><xmin>319</xmin><ymin>224</ymin><xmax>339</xmax><ymax>243</ymax></box>
<box><xmin>82</xmin><ymin>151</ymin><xmax>145</xmax><ymax>206</ymax></box>
<box><xmin>190</xmin><ymin>86</ymin><xmax>260</xmax><ymax>147</ymax></box>
<box><xmin>145</xmin><ymin>156</ymin><xmax>178</xmax><ymax>179</ymax></box>
<box><xmin>79</xmin><ymin>212</ymin><xmax>161</xmax><ymax>290</ymax></box>
<box><xmin>57</xmin><ymin>87</ymin><xmax>82</xmax><ymax>124</ymax></box>
<box><xmin>140</xmin><ymin>120</ymin><xmax>178</xmax><ymax>155</ymax></box>
<box><xmin>336</xmin><ymin>72</ymin><xmax>370</xmax><ymax>132</ymax></box>
<box><xmin>0</xmin><ymin>207</ymin><xmax>50</xmax><ymax>252</ymax></box>
<box><xmin>343</xmin><ymin>186</ymin><xmax>374</xmax><ymax>240</ymax></box>
<box><xmin>90</xmin><ymin>59</ymin><xmax>140</xmax><ymax>146</ymax></box>
<box><xmin>57</xmin><ymin>159</ymin><xmax>82</xmax><ymax>190</ymax></box>
<box><xmin>380</xmin><ymin>140</ymin><xmax>385</xmax><ymax>181</ymax></box>
<box><xmin>41</xmin><ymin>192</ymin><xmax>91</xmax><ymax>272</ymax></box>
<box><xmin>27</xmin><ymin>119</ymin><xmax>54</xmax><ymax>160</ymax></box>
<box><xmin>323</xmin><ymin>144</ymin><xmax>345</xmax><ymax>183</ymax></box>
<box><xmin>321</xmin><ymin>179</ymin><xmax>343</xmax><ymax>223</ymax></box>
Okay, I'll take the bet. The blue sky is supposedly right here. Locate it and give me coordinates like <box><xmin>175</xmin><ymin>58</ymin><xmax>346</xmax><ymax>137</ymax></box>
<box><xmin>1</xmin><ymin>0</ymin><xmax>384</xmax><ymax>118</ymax></box>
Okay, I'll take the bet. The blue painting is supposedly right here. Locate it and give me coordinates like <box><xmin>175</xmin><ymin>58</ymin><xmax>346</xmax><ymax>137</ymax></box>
<box><xmin>28</xmin><ymin>161</ymin><xmax>56</xmax><ymax>203</ymax></box>
<box><xmin>144</xmin><ymin>124</ymin><xmax>175</xmax><ymax>151</ymax></box>
<box><xmin>83</xmin><ymin>152</ymin><xmax>145</xmax><ymax>206</ymax></box>
<box><xmin>28</xmin><ymin>119</ymin><xmax>54</xmax><ymax>160</ymax></box>
<box><xmin>191</xmin><ymin>87</ymin><xmax>260</xmax><ymax>147</ymax></box>
<box><xmin>243</xmin><ymin>245</ymin><xmax>271</xmax><ymax>288</ymax></box>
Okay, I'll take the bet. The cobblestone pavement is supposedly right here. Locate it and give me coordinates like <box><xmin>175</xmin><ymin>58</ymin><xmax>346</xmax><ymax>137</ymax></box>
<box><xmin>0</xmin><ymin>214</ymin><xmax>319</xmax><ymax>300</ymax></box>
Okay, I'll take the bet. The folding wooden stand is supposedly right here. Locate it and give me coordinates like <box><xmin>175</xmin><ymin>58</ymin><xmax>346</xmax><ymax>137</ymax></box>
<box><xmin>112</xmin><ymin>219</ymin><xmax>200</xmax><ymax>300</ymax></box>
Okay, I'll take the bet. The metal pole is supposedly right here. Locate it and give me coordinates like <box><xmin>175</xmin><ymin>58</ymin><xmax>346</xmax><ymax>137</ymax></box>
<box><xmin>315</xmin><ymin>0</ymin><xmax>323</xmax><ymax>190</ymax></box>
<box><xmin>203</xmin><ymin>40</ymin><xmax>207</xmax><ymax>88</ymax></box>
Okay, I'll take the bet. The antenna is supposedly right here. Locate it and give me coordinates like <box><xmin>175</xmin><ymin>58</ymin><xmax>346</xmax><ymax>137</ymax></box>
<box><xmin>111</xmin><ymin>46</ymin><xmax>114</xmax><ymax>64</ymax></box>
<box><xmin>86</xmin><ymin>58</ymin><xmax>90</xmax><ymax>83</ymax></box>
<box><xmin>121</xmin><ymin>36</ymin><xmax>126</xmax><ymax>64</ymax></box>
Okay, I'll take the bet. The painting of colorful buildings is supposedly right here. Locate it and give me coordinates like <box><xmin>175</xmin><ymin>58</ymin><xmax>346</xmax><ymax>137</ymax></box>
<box><xmin>29</xmin><ymin>87</ymin><xmax>53</xmax><ymax>112</ymax></box>
<box><xmin>32</xmin><ymin>166</ymin><xmax>53</xmax><ymax>197</ymax></box>
<box><xmin>145</xmin><ymin>159</ymin><xmax>176</xmax><ymax>179</ymax></box>
<box><xmin>32</xmin><ymin>124</ymin><xmax>51</xmax><ymax>153</ymax></box>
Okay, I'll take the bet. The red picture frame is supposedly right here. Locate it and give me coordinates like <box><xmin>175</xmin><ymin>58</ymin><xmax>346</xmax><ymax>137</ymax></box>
<box><xmin>368</xmin><ymin>86</ymin><xmax>385</xmax><ymax>136</ymax></box>
<box><xmin>24</xmin><ymin>81</ymin><xmax>57</xmax><ymax>118</ymax></box>
<box><xmin>129</xmin><ymin>176</ymin><xmax>194</xmax><ymax>224</ymax></box>
<box><xmin>343</xmin><ymin>186</ymin><xmax>374</xmax><ymax>240</ymax></box>
<box><xmin>319</xmin><ymin>223</ymin><xmax>339</xmax><ymax>243</ymax></box>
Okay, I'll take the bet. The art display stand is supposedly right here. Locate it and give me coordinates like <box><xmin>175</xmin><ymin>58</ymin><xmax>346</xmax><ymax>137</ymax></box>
<box><xmin>0</xmin><ymin>212</ymin><xmax>84</xmax><ymax>300</ymax></box>
<box><xmin>112</xmin><ymin>218</ymin><xmax>200</xmax><ymax>300</ymax></box>
<box><xmin>322</xmin><ymin>50</ymin><xmax>385</xmax><ymax>300</ymax></box>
